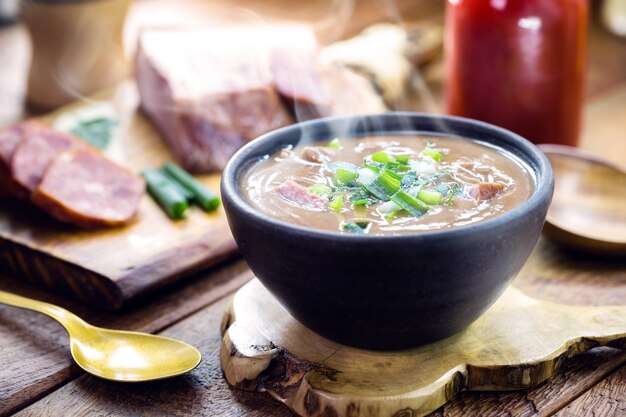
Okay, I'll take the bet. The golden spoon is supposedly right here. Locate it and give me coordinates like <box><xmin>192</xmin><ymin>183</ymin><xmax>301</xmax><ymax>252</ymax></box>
<box><xmin>539</xmin><ymin>144</ymin><xmax>626</xmax><ymax>256</ymax></box>
<box><xmin>0</xmin><ymin>290</ymin><xmax>202</xmax><ymax>382</ymax></box>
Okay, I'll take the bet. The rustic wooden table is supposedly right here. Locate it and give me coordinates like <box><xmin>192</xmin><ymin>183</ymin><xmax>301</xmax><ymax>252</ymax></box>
<box><xmin>1</xmin><ymin>1</ymin><xmax>625</xmax><ymax>416</ymax></box>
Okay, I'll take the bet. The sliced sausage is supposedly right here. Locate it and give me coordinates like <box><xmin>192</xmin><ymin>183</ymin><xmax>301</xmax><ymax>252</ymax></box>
<box><xmin>468</xmin><ymin>182</ymin><xmax>505</xmax><ymax>201</ymax></box>
<box><xmin>31</xmin><ymin>148</ymin><xmax>145</xmax><ymax>229</ymax></box>
<box><xmin>11</xmin><ymin>126</ymin><xmax>85</xmax><ymax>192</ymax></box>
<box><xmin>275</xmin><ymin>180</ymin><xmax>328</xmax><ymax>210</ymax></box>
<box><xmin>0</xmin><ymin>120</ymin><xmax>46</xmax><ymax>198</ymax></box>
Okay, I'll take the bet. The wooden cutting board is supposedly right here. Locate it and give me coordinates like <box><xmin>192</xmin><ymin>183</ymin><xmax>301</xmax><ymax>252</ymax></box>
<box><xmin>221</xmin><ymin>279</ymin><xmax>626</xmax><ymax>417</ymax></box>
<box><xmin>0</xmin><ymin>82</ymin><xmax>238</xmax><ymax>309</ymax></box>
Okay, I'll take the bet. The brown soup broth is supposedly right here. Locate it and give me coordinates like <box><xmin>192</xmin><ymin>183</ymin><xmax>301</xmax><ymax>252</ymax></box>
<box><xmin>242</xmin><ymin>134</ymin><xmax>534</xmax><ymax>235</ymax></box>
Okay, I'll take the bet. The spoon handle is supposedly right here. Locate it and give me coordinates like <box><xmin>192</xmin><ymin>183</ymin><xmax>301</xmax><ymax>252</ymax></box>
<box><xmin>0</xmin><ymin>290</ymin><xmax>87</xmax><ymax>334</ymax></box>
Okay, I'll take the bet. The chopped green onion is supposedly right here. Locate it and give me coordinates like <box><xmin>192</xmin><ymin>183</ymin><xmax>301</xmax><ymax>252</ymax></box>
<box><xmin>352</xmin><ymin>199</ymin><xmax>369</xmax><ymax>206</ymax></box>
<box><xmin>342</xmin><ymin>221</ymin><xmax>369</xmax><ymax>234</ymax></box>
<box><xmin>162</xmin><ymin>162</ymin><xmax>221</xmax><ymax>212</ymax></box>
<box><xmin>371</xmin><ymin>152</ymin><xmax>391</xmax><ymax>164</ymax></box>
<box><xmin>326</xmin><ymin>138</ymin><xmax>341</xmax><ymax>149</ymax></box>
<box><xmin>391</xmin><ymin>189</ymin><xmax>429</xmax><ymax>217</ymax></box>
<box><xmin>334</xmin><ymin>168</ymin><xmax>359</xmax><ymax>185</ymax></box>
<box><xmin>385</xmin><ymin>211</ymin><xmax>397</xmax><ymax>221</ymax></box>
<box><xmin>422</xmin><ymin>147</ymin><xmax>443</xmax><ymax>162</ymax></box>
<box><xmin>362</xmin><ymin>170</ymin><xmax>401</xmax><ymax>200</ymax></box>
<box><xmin>364</xmin><ymin>162</ymin><xmax>380</xmax><ymax>173</ymax></box>
<box><xmin>417</xmin><ymin>189</ymin><xmax>443</xmax><ymax>205</ymax></box>
<box><xmin>383</xmin><ymin>169</ymin><xmax>403</xmax><ymax>181</ymax></box>
<box><xmin>161</xmin><ymin>169</ymin><xmax>194</xmax><ymax>200</ymax></box>
<box><xmin>385</xmin><ymin>161</ymin><xmax>401</xmax><ymax>171</ymax></box>
<box><xmin>142</xmin><ymin>169</ymin><xmax>189</xmax><ymax>220</ymax></box>
<box><xmin>396</xmin><ymin>155</ymin><xmax>410</xmax><ymax>164</ymax></box>
<box><xmin>309</xmin><ymin>183</ymin><xmax>332</xmax><ymax>196</ymax></box>
<box><xmin>329</xmin><ymin>194</ymin><xmax>344</xmax><ymax>211</ymax></box>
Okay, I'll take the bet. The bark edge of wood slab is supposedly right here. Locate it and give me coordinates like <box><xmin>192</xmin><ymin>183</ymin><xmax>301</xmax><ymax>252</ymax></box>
<box><xmin>220</xmin><ymin>278</ymin><xmax>626</xmax><ymax>417</ymax></box>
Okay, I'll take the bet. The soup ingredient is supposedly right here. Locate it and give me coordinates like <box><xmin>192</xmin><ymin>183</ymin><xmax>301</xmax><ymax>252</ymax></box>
<box><xmin>162</xmin><ymin>162</ymin><xmax>220</xmax><ymax>212</ymax></box>
<box><xmin>342</xmin><ymin>221</ymin><xmax>369</xmax><ymax>234</ymax></box>
<box><xmin>142</xmin><ymin>169</ymin><xmax>189</xmax><ymax>220</ymax></box>
<box><xmin>31</xmin><ymin>148</ymin><xmax>145</xmax><ymax>228</ymax></box>
<box><xmin>243</xmin><ymin>135</ymin><xmax>533</xmax><ymax>235</ymax></box>
<box><xmin>70</xmin><ymin>117</ymin><xmax>117</xmax><ymax>150</ymax></box>
<box><xmin>276</xmin><ymin>180</ymin><xmax>328</xmax><ymax>210</ymax></box>
<box><xmin>468</xmin><ymin>182</ymin><xmax>505</xmax><ymax>201</ymax></box>
<box><xmin>445</xmin><ymin>0</ymin><xmax>587</xmax><ymax>146</ymax></box>
<box><xmin>301</xmin><ymin>146</ymin><xmax>335</xmax><ymax>164</ymax></box>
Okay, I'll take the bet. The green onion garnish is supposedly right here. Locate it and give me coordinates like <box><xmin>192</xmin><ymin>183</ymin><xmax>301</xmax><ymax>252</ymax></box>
<box><xmin>364</xmin><ymin>162</ymin><xmax>380</xmax><ymax>173</ymax></box>
<box><xmin>385</xmin><ymin>211</ymin><xmax>397</xmax><ymax>221</ymax></box>
<box><xmin>334</xmin><ymin>168</ymin><xmax>359</xmax><ymax>185</ymax></box>
<box><xmin>326</xmin><ymin>138</ymin><xmax>341</xmax><ymax>149</ymax></box>
<box><xmin>352</xmin><ymin>199</ymin><xmax>369</xmax><ymax>206</ymax></box>
<box><xmin>309</xmin><ymin>183</ymin><xmax>332</xmax><ymax>195</ymax></box>
<box><xmin>422</xmin><ymin>147</ymin><xmax>443</xmax><ymax>161</ymax></box>
<box><xmin>342</xmin><ymin>221</ymin><xmax>369</xmax><ymax>234</ymax></box>
<box><xmin>383</xmin><ymin>169</ymin><xmax>403</xmax><ymax>181</ymax></box>
<box><xmin>362</xmin><ymin>170</ymin><xmax>401</xmax><ymax>200</ymax></box>
<box><xmin>371</xmin><ymin>152</ymin><xmax>391</xmax><ymax>164</ymax></box>
<box><xmin>162</xmin><ymin>162</ymin><xmax>221</xmax><ymax>212</ymax></box>
<box><xmin>396</xmin><ymin>155</ymin><xmax>410</xmax><ymax>164</ymax></box>
<box><xmin>329</xmin><ymin>194</ymin><xmax>344</xmax><ymax>211</ymax></box>
<box><xmin>142</xmin><ymin>169</ymin><xmax>189</xmax><ymax>220</ymax></box>
<box><xmin>390</xmin><ymin>189</ymin><xmax>429</xmax><ymax>217</ymax></box>
<box><xmin>417</xmin><ymin>189</ymin><xmax>443</xmax><ymax>205</ymax></box>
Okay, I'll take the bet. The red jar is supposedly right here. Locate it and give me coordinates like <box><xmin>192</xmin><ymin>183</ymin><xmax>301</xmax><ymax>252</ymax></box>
<box><xmin>445</xmin><ymin>0</ymin><xmax>588</xmax><ymax>146</ymax></box>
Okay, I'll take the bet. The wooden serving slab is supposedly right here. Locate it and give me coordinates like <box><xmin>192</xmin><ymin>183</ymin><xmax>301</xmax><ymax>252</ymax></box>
<box><xmin>220</xmin><ymin>279</ymin><xmax>626</xmax><ymax>417</ymax></box>
<box><xmin>0</xmin><ymin>83</ymin><xmax>237</xmax><ymax>309</ymax></box>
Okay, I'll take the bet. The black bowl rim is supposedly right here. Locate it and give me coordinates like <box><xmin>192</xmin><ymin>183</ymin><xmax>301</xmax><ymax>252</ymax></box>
<box><xmin>222</xmin><ymin>112</ymin><xmax>554</xmax><ymax>242</ymax></box>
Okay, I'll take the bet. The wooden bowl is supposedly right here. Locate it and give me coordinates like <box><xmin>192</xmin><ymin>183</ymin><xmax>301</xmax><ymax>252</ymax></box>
<box><xmin>540</xmin><ymin>144</ymin><xmax>626</xmax><ymax>257</ymax></box>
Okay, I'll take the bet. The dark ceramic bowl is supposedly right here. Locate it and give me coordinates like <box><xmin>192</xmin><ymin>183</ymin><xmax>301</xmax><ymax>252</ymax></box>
<box><xmin>221</xmin><ymin>112</ymin><xmax>554</xmax><ymax>350</ymax></box>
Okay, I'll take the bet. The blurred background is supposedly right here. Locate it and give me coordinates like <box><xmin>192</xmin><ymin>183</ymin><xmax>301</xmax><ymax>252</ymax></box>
<box><xmin>0</xmin><ymin>0</ymin><xmax>624</xmax><ymax>157</ymax></box>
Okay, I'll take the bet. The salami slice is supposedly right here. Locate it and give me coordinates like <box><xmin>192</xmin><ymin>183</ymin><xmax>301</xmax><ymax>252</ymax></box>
<box><xmin>11</xmin><ymin>126</ymin><xmax>85</xmax><ymax>192</ymax></box>
<box><xmin>31</xmin><ymin>148</ymin><xmax>146</xmax><ymax>229</ymax></box>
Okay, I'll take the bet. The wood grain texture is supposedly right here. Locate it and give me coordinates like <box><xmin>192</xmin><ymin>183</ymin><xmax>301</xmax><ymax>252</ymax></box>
<box><xmin>0</xmin><ymin>84</ymin><xmax>238</xmax><ymax>309</ymax></box>
<box><xmin>539</xmin><ymin>145</ymin><xmax>626</xmax><ymax>256</ymax></box>
<box><xmin>2</xmin><ymin>1</ymin><xmax>626</xmax><ymax>416</ymax></box>
<box><xmin>554</xmin><ymin>363</ymin><xmax>626</xmax><ymax>417</ymax></box>
<box><xmin>13</xmin><ymin>296</ymin><xmax>295</xmax><ymax>417</ymax></box>
<box><xmin>428</xmin><ymin>348</ymin><xmax>626</xmax><ymax>417</ymax></box>
<box><xmin>220</xmin><ymin>279</ymin><xmax>626</xmax><ymax>417</ymax></box>
<box><xmin>0</xmin><ymin>258</ymin><xmax>253</xmax><ymax>416</ymax></box>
